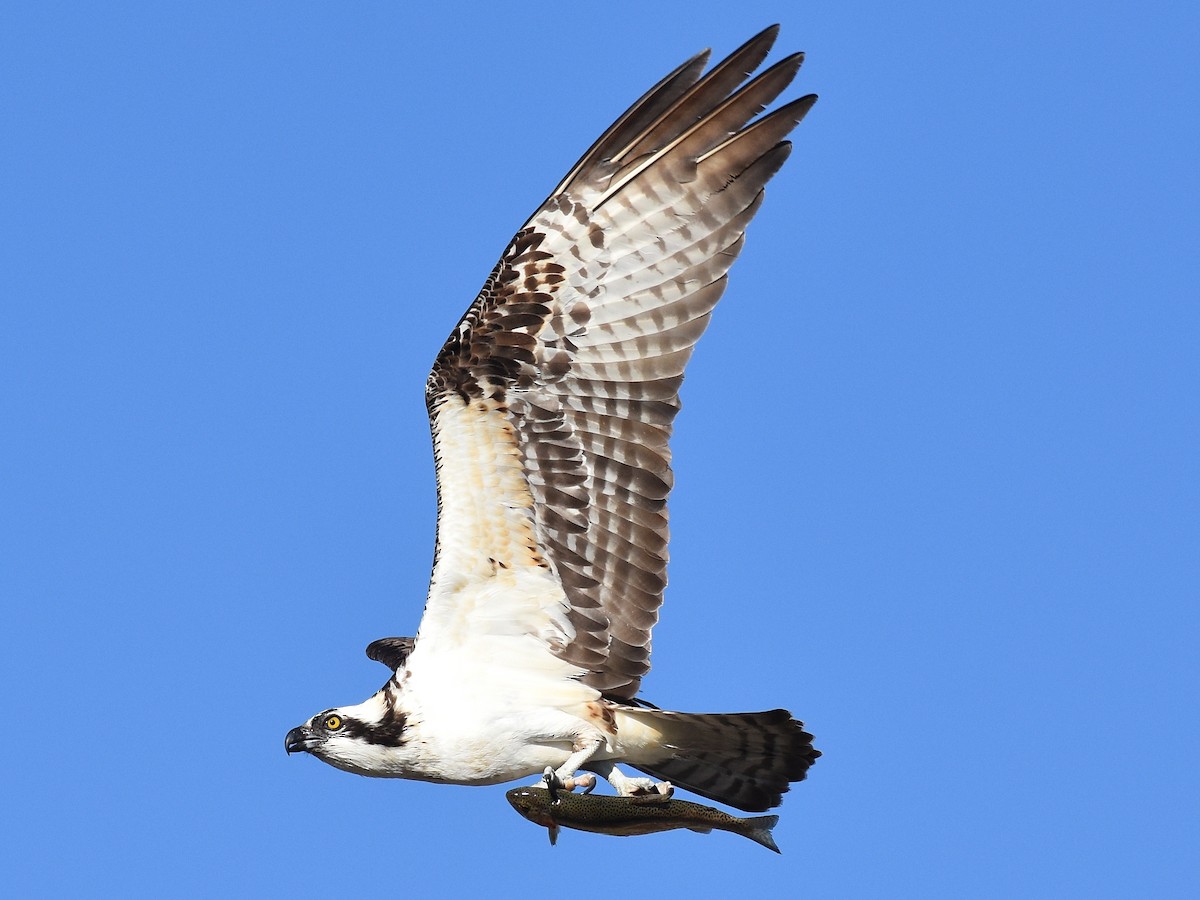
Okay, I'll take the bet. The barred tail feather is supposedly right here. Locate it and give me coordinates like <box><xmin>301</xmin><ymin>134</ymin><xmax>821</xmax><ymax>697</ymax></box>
<box><xmin>622</xmin><ymin>707</ymin><xmax>819</xmax><ymax>812</ymax></box>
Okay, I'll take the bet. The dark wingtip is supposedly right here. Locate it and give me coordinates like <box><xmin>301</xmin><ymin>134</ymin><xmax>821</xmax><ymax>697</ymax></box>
<box><xmin>365</xmin><ymin>636</ymin><xmax>416</xmax><ymax>670</ymax></box>
<box><xmin>754</xmin><ymin>23</ymin><xmax>782</xmax><ymax>44</ymax></box>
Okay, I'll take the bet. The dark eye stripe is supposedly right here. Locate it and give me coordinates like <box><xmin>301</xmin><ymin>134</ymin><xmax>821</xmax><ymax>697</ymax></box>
<box><xmin>339</xmin><ymin>711</ymin><xmax>408</xmax><ymax>747</ymax></box>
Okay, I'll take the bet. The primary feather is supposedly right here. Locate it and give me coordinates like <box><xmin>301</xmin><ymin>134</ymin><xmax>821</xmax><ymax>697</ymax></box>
<box><xmin>422</xmin><ymin>26</ymin><xmax>816</xmax><ymax>697</ymax></box>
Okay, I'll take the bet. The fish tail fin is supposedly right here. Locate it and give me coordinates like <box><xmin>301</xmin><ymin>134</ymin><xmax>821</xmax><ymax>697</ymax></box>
<box><xmin>618</xmin><ymin>707</ymin><xmax>819</xmax><ymax>811</ymax></box>
<box><xmin>743</xmin><ymin>814</ymin><xmax>781</xmax><ymax>853</ymax></box>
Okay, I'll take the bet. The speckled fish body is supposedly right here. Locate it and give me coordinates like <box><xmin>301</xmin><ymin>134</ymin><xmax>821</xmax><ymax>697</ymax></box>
<box><xmin>505</xmin><ymin>786</ymin><xmax>781</xmax><ymax>853</ymax></box>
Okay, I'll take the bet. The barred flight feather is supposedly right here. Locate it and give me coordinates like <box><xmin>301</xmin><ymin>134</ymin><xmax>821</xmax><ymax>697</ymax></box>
<box><xmin>421</xmin><ymin>26</ymin><xmax>816</xmax><ymax>698</ymax></box>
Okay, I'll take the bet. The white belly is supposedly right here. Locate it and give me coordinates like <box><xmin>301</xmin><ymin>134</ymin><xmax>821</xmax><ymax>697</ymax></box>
<box><xmin>401</xmin><ymin>633</ymin><xmax>604</xmax><ymax>784</ymax></box>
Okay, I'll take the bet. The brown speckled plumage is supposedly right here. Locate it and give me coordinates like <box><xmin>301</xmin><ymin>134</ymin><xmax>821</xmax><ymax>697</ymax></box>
<box><xmin>425</xmin><ymin>27</ymin><xmax>816</xmax><ymax>699</ymax></box>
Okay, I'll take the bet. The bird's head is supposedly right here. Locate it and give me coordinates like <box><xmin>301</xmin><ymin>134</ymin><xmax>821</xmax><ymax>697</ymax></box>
<box><xmin>285</xmin><ymin>688</ymin><xmax>412</xmax><ymax>776</ymax></box>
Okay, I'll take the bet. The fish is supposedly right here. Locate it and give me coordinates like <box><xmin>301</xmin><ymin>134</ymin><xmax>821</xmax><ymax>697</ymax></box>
<box><xmin>505</xmin><ymin>785</ymin><xmax>781</xmax><ymax>853</ymax></box>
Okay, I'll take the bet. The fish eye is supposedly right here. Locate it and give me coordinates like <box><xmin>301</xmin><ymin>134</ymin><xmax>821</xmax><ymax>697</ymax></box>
<box><xmin>324</xmin><ymin>714</ymin><xmax>343</xmax><ymax>731</ymax></box>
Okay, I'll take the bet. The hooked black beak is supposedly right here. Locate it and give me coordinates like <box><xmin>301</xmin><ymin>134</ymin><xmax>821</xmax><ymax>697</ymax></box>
<box><xmin>285</xmin><ymin>725</ymin><xmax>320</xmax><ymax>754</ymax></box>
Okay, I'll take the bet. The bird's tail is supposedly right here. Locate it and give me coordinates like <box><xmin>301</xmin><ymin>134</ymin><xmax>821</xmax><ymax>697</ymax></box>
<box><xmin>617</xmin><ymin>707</ymin><xmax>819</xmax><ymax>812</ymax></box>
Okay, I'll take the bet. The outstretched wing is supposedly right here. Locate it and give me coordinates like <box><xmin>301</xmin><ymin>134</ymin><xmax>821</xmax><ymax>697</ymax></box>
<box><xmin>416</xmin><ymin>26</ymin><xmax>815</xmax><ymax>698</ymax></box>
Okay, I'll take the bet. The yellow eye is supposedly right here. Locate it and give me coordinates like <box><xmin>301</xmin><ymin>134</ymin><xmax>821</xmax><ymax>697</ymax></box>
<box><xmin>324</xmin><ymin>714</ymin><xmax>342</xmax><ymax>731</ymax></box>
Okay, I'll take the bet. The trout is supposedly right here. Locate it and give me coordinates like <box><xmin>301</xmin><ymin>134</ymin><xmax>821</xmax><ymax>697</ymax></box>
<box><xmin>505</xmin><ymin>786</ymin><xmax>781</xmax><ymax>853</ymax></box>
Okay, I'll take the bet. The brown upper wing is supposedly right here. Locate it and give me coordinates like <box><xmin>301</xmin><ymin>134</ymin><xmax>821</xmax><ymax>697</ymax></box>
<box><xmin>422</xmin><ymin>26</ymin><xmax>815</xmax><ymax>698</ymax></box>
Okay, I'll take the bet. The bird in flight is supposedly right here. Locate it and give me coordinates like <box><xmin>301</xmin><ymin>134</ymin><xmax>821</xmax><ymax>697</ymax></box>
<box><xmin>286</xmin><ymin>25</ymin><xmax>820</xmax><ymax>814</ymax></box>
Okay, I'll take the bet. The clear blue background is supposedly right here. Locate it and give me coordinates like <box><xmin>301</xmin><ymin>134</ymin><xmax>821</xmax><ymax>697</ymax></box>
<box><xmin>3</xmin><ymin>2</ymin><xmax>1196</xmax><ymax>897</ymax></box>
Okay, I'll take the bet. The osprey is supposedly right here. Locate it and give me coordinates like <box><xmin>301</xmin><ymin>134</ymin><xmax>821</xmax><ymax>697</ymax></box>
<box><xmin>286</xmin><ymin>26</ymin><xmax>820</xmax><ymax>813</ymax></box>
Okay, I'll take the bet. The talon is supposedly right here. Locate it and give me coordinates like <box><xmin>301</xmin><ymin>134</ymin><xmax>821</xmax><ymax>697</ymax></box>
<box><xmin>626</xmin><ymin>782</ymin><xmax>673</xmax><ymax>806</ymax></box>
<box><xmin>542</xmin><ymin>766</ymin><xmax>562</xmax><ymax>801</ymax></box>
<box><xmin>576</xmin><ymin>773</ymin><xmax>597</xmax><ymax>794</ymax></box>
<box><xmin>617</xmin><ymin>775</ymin><xmax>674</xmax><ymax>798</ymax></box>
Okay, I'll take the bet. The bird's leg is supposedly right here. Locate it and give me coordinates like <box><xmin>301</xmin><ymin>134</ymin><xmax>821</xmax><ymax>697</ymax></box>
<box><xmin>587</xmin><ymin>760</ymin><xmax>673</xmax><ymax>801</ymax></box>
<box><xmin>540</xmin><ymin>734</ymin><xmax>605</xmax><ymax>795</ymax></box>
<box><xmin>559</xmin><ymin>734</ymin><xmax>603</xmax><ymax>781</ymax></box>
<box><xmin>539</xmin><ymin>767</ymin><xmax>597</xmax><ymax>798</ymax></box>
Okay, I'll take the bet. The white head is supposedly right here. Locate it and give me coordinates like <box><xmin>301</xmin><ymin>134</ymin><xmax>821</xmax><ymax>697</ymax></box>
<box><xmin>286</xmin><ymin>637</ymin><xmax>423</xmax><ymax>776</ymax></box>
<box><xmin>286</xmin><ymin>681</ymin><xmax>419</xmax><ymax>777</ymax></box>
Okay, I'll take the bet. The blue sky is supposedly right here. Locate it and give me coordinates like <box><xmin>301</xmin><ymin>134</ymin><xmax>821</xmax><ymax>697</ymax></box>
<box><xmin>2</xmin><ymin>2</ymin><xmax>1197</xmax><ymax>897</ymax></box>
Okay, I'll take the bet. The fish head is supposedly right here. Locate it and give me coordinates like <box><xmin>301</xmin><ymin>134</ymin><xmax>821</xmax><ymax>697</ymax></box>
<box><xmin>506</xmin><ymin>788</ymin><xmax>562</xmax><ymax>846</ymax></box>
<box><xmin>505</xmin><ymin>787</ymin><xmax>558</xmax><ymax>827</ymax></box>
